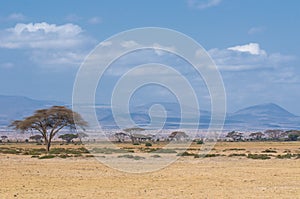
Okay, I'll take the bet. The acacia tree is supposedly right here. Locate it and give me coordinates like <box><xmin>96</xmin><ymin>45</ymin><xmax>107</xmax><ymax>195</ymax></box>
<box><xmin>264</xmin><ymin>129</ymin><xmax>284</xmax><ymax>140</ymax></box>
<box><xmin>226</xmin><ymin>131</ymin><xmax>243</xmax><ymax>141</ymax></box>
<box><xmin>29</xmin><ymin>134</ymin><xmax>43</xmax><ymax>143</ymax></box>
<box><xmin>77</xmin><ymin>132</ymin><xmax>89</xmax><ymax>143</ymax></box>
<box><xmin>1</xmin><ymin>135</ymin><xmax>8</xmax><ymax>142</ymax></box>
<box><xmin>249</xmin><ymin>132</ymin><xmax>264</xmax><ymax>140</ymax></box>
<box><xmin>58</xmin><ymin>133</ymin><xmax>78</xmax><ymax>143</ymax></box>
<box><xmin>123</xmin><ymin>127</ymin><xmax>145</xmax><ymax>144</ymax></box>
<box><xmin>10</xmin><ymin>106</ymin><xmax>87</xmax><ymax>152</ymax></box>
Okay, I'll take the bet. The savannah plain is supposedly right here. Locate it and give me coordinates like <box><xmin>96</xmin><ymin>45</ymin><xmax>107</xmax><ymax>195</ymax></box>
<box><xmin>0</xmin><ymin>141</ymin><xmax>299</xmax><ymax>199</ymax></box>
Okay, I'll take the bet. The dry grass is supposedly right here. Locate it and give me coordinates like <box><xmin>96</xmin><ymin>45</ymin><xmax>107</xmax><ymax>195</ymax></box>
<box><xmin>0</xmin><ymin>141</ymin><xmax>299</xmax><ymax>198</ymax></box>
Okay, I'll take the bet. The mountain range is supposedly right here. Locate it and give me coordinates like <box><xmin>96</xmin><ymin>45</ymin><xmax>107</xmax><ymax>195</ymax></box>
<box><xmin>0</xmin><ymin>95</ymin><xmax>299</xmax><ymax>130</ymax></box>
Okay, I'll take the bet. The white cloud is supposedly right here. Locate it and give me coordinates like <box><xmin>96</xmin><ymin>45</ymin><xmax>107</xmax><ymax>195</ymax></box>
<box><xmin>0</xmin><ymin>22</ymin><xmax>91</xmax><ymax>49</ymax></box>
<box><xmin>188</xmin><ymin>0</ymin><xmax>222</xmax><ymax>9</ymax></box>
<box><xmin>227</xmin><ymin>43</ymin><xmax>266</xmax><ymax>56</ymax></box>
<box><xmin>88</xmin><ymin>17</ymin><xmax>102</xmax><ymax>24</ymax></box>
<box><xmin>1</xmin><ymin>13</ymin><xmax>27</xmax><ymax>22</ymax></box>
<box><xmin>8</xmin><ymin>13</ymin><xmax>27</xmax><ymax>21</ymax></box>
<box><xmin>121</xmin><ymin>40</ymin><xmax>139</xmax><ymax>48</ymax></box>
<box><xmin>248</xmin><ymin>26</ymin><xmax>265</xmax><ymax>35</ymax></box>
<box><xmin>0</xmin><ymin>22</ymin><xmax>96</xmax><ymax>69</ymax></box>
<box><xmin>209</xmin><ymin>43</ymin><xmax>295</xmax><ymax>71</ymax></box>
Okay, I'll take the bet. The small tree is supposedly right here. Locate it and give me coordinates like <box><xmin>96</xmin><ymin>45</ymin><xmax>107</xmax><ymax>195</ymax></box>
<box><xmin>124</xmin><ymin>127</ymin><xmax>145</xmax><ymax>144</ymax></box>
<box><xmin>10</xmin><ymin>106</ymin><xmax>87</xmax><ymax>152</ymax></box>
<box><xmin>59</xmin><ymin>133</ymin><xmax>78</xmax><ymax>143</ymax></box>
<box><xmin>29</xmin><ymin>134</ymin><xmax>43</xmax><ymax>143</ymax></box>
<box><xmin>226</xmin><ymin>131</ymin><xmax>243</xmax><ymax>141</ymax></box>
<box><xmin>169</xmin><ymin>131</ymin><xmax>189</xmax><ymax>141</ymax></box>
<box><xmin>286</xmin><ymin>130</ymin><xmax>300</xmax><ymax>141</ymax></box>
<box><xmin>264</xmin><ymin>129</ymin><xmax>284</xmax><ymax>140</ymax></box>
<box><xmin>114</xmin><ymin>132</ymin><xmax>127</xmax><ymax>142</ymax></box>
<box><xmin>249</xmin><ymin>132</ymin><xmax>264</xmax><ymax>140</ymax></box>
<box><xmin>1</xmin><ymin>135</ymin><xmax>8</xmax><ymax>142</ymax></box>
<box><xmin>77</xmin><ymin>132</ymin><xmax>88</xmax><ymax>143</ymax></box>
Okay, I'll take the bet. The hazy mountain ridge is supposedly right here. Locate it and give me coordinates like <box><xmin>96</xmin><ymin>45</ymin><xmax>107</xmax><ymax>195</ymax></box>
<box><xmin>0</xmin><ymin>95</ymin><xmax>299</xmax><ymax>130</ymax></box>
<box><xmin>0</xmin><ymin>95</ymin><xmax>63</xmax><ymax>126</ymax></box>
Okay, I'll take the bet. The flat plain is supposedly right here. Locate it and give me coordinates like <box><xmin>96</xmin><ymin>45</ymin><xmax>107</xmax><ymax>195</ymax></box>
<box><xmin>0</xmin><ymin>141</ymin><xmax>299</xmax><ymax>199</ymax></box>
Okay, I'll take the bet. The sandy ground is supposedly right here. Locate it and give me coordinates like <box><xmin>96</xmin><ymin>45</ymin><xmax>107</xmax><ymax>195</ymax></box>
<box><xmin>0</xmin><ymin>142</ymin><xmax>300</xmax><ymax>199</ymax></box>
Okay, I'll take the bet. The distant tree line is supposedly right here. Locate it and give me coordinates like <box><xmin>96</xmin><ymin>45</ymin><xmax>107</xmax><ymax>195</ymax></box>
<box><xmin>225</xmin><ymin>129</ymin><xmax>300</xmax><ymax>141</ymax></box>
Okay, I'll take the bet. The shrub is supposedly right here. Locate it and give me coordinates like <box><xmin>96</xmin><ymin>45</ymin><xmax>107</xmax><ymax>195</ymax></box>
<box><xmin>177</xmin><ymin>151</ymin><xmax>194</xmax><ymax>156</ymax></box>
<box><xmin>261</xmin><ymin>149</ymin><xmax>277</xmax><ymax>153</ymax></box>
<box><xmin>204</xmin><ymin>154</ymin><xmax>221</xmax><ymax>158</ymax></box>
<box><xmin>247</xmin><ymin>154</ymin><xmax>271</xmax><ymax>160</ymax></box>
<box><xmin>118</xmin><ymin>154</ymin><xmax>145</xmax><ymax>160</ymax></box>
<box><xmin>276</xmin><ymin>153</ymin><xmax>293</xmax><ymax>159</ymax></box>
<box><xmin>223</xmin><ymin>148</ymin><xmax>246</xmax><ymax>152</ymax></box>
<box><xmin>58</xmin><ymin>154</ymin><xmax>72</xmax><ymax>158</ymax></box>
<box><xmin>92</xmin><ymin>148</ymin><xmax>131</xmax><ymax>154</ymax></box>
<box><xmin>194</xmin><ymin>154</ymin><xmax>200</xmax><ymax>158</ymax></box>
<box><xmin>145</xmin><ymin>142</ymin><xmax>152</xmax><ymax>147</ymax></box>
<box><xmin>151</xmin><ymin>155</ymin><xmax>161</xmax><ymax>158</ymax></box>
<box><xmin>228</xmin><ymin>153</ymin><xmax>247</xmax><ymax>157</ymax></box>
<box><xmin>196</xmin><ymin>140</ymin><xmax>203</xmax><ymax>144</ymax></box>
<box><xmin>151</xmin><ymin>149</ymin><xmax>177</xmax><ymax>154</ymax></box>
<box><xmin>38</xmin><ymin>155</ymin><xmax>56</xmax><ymax>159</ymax></box>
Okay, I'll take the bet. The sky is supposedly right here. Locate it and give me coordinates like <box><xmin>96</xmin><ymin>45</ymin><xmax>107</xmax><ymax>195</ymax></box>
<box><xmin>0</xmin><ymin>0</ymin><xmax>300</xmax><ymax>114</ymax></box>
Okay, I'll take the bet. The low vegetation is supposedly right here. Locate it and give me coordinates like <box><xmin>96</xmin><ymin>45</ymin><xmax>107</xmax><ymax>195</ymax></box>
<box><xmin>117</xmin><ymin>154</ymin><xmax>145</xmax><ymax>160</ymax></box>
<box><xmin>247</xmin><ymin>154</ymin><xmax>271</xmax><ymax>160</ymax></box>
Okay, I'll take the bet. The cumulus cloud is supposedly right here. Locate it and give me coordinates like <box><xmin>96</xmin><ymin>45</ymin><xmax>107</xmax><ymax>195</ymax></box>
<box><xmin>0</xmin><ymin>22</ymin><xmax>95</xmax><ymax>68</ymax></box>
<box><xmin>209</xmin><ymin>43</ymin><xmax>295</xmax><ymax>71</ymax></box>
<box><xmin>227</xmin><ymin>43</ymin><xmax>266</xmax><ymax>56</ymax></box>
<box><xmin>0</xmin><ymin>22</ymin><xmax>89</xmax><ymax>49</ymax></box>
<box><xmin>187</xmin><ymin>0</ymin><xmax>222</xmax><ymax>9</ymax></box>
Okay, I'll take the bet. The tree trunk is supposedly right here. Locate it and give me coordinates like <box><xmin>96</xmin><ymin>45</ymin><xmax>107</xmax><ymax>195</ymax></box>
<box><xmin>45</xmin><ymin>141</ymin><xmax>51</xmax><ymax>153</ymax></box>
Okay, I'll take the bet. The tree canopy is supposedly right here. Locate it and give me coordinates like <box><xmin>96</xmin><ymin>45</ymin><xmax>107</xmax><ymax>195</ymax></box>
<box><xmin>10</xmin><ymin>106</ymin><xmax>87</xmax><ymax>152</ymax></box>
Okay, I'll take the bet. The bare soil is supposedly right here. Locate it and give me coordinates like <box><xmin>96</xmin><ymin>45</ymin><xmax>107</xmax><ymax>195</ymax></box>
<box><xmin>0</xmin><ymin>142</ymin><xmax>299</xmax><ymax>198</ymax></box>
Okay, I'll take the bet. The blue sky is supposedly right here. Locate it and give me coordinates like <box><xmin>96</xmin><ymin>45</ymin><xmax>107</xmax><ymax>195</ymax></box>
<box><xmin>0</xmin><ymin>0</ymin><xmax>299</xmax><ymax>114</ymax></box>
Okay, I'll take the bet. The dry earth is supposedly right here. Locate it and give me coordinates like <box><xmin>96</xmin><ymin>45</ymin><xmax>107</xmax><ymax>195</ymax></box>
<box><xmin>0</xmin><ymin>142</ymin><xmax>299</xmax><ymax>199</ymax></box>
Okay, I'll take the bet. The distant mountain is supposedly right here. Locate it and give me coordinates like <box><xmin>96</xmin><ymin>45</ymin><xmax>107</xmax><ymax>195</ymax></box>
<box><xmin>226</xmin><ymin>103</ymin><xmax>300</xmax><ymax>130</ymax></box>
<box><xmin>0</xmin><ymin>95</ymin><xmax>299</xmax><ymax>130</ymax></box>
<box><xmin>0</xmin><ymin>95</ymin><xmax>63</xmax><ymax>126</ymax></box>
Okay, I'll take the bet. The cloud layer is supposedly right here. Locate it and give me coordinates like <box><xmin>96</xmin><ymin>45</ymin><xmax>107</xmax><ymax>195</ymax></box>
<box><xmin>209</xmin><ymin>43</ymin><xmax>294</xmax><ymax>71</ymax></box>
<box><xmin>0</xmin><ymin>22</ymin><xmax>87</xmax><ymax>49</ymax></box>
<box><xmin>0</xmin><ymin>22</ymin><xmax>95</xmax><ymax>68</ymax></box>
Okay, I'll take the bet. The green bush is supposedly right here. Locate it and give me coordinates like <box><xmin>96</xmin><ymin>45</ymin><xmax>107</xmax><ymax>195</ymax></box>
<box><xmin>38</xmin><ymin>155</ymin><xmax>56</xmax><ymax>159</ymax></box>
<box><xmin>145</xmin><ymin>142</ymin><xmax>152</xmax><ymax>147</ymax></box>
<box><xmin>118</xmin><ymin>154</ymin><xmax>145</xmax><ymax>160</ymax></box>
<box><xmin>228</xmin><ymin>153</ymin><xmax>246</xmax><ymax>157</ymax></box>
<box><xmin>223</xmin><ymin>148</ymin><xmax>246</xmax><ymax>152</ymax></box>
<box><xmin>151</xmin><ymin>154</ymin><xmax>161</xmax><ymax>158</ymax></box>
<box><xmin>177</xmin><ymin>151</ymin><xmax>194</xmax><ymax>156</ymax></box>
<box><xmin>204</xmin><ymin>154</ymin><xmax>221</xmax><ymax>158</ymax></box>
<box><xmin>261</xmin><ymin>149</ymin><xmax>277</xmax><ymax>153</ymax></box>
<box><xmin>247</xmin><ymin>154</ymin><xmax>271</xmax><ymax>160</ymax></box>
<box><xmin>151</xmin><ymin>149</ymin><xmax>177</xmax><ymax>154</ymax></box>
<box><xmin>196</xmin><ymin>140</ymin><xmax>204</xmax><ymax>144</ymax></box>
<box><xmin>92</xmin><ymin>147</ymin><xmax>131</xmax><ymax>154</ymax></box>
<box><xmin>276</xmin><ymin>153</ymin><xmax>293</xmax><ymax>159</ymax></box>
